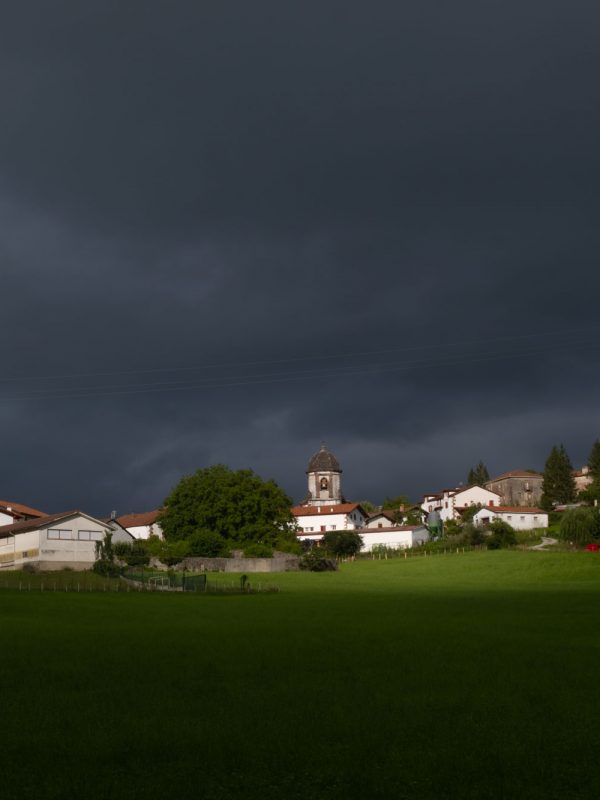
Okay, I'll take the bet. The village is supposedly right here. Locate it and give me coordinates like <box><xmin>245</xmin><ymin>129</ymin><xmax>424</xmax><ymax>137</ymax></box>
<box><xmin>1</xmin><ymin>443</ymin><xmax>596</xmax><ymax>572</ymax></box>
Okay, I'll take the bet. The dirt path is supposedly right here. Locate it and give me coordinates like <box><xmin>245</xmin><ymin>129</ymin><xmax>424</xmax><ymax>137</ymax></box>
<box><xmin>530</xmin><ymin>536</ymin><xmax>558</xmax><ymax>551</ymax></box>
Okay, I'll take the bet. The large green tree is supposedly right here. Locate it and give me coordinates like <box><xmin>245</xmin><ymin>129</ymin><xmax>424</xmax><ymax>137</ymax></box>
<box><xmin>159</xmin><ymin>465</ymin><xmax>296</xmax><ymax>546</ymax></box>
<box><xmin>541</xmin><ymin>444</ymin><xmax>577</xmax><ymax>510</ymax></box>
<box><xmin>467</xmin><ymin>461</ymin><xmax>490</xmax><ymax>487</ymax></box>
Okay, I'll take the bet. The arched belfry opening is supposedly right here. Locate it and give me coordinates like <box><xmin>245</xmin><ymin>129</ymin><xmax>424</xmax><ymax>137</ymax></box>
<box><xmin>305</xmin><ymin>443</ymin><xmax>342</xmax><ymax>506</ymax></box>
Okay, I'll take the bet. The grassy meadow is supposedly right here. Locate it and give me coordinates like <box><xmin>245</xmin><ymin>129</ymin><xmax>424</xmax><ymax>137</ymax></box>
<box><xmin>1</xmin><ymin>551</ymin><xmax>600</xmax><ymax>799</ymax></box>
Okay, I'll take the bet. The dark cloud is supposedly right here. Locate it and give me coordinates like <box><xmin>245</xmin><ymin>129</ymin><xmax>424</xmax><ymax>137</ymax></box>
<box><xmin>1</xmin><ymin>1</ymin><xmax>599</xmax><ymax>514</ymax></box>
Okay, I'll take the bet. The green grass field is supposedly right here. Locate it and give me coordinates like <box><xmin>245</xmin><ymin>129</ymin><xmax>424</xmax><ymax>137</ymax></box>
<box><xmin>1</xmin><ymin>551</ymin><xmax>600</xmax><ymax>799</ymax></box>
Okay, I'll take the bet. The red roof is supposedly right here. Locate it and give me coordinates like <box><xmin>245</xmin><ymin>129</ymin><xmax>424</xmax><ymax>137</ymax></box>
<box><xmin>486</xmin><ymin>470</ymin><xmax>542</xmax><ymax>482</ymax></box>
<box><xmin>0</xmin><ymin>500</ymin><xmax>47</xmax><ymax>520</ymax></box>
<box><xmin>0</xmin><ymin>510</ymin><xmax>96</xmax><ymax>537</ymax></box>
<box><xmin>117</xmin><ymin>510</ymin><xmax>162</xmax><ymax>528</ymax></box>
<box><xmin>291</xmin><ymin>503</ymin><xmax>366</xmax><ymax>518</ymax></box>
<box><xmin>476</xmin><ymin>506</ymin><xmax>545</xmax><ymax>514</ymax></box>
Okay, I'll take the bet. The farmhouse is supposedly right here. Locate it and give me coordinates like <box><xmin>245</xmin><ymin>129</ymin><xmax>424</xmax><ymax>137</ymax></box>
<box><xmin>421</xmin><ymin>485</ymin><xmax>501</xmax><ymax>522</ymax></box>
<box><xmin>117</xmin><ymin>510</ymin><xmax>163</xmax><ymax>540</ymax></box>
<box><xmin>0</xmin><ymin>510</ymin><xmax>133</xmax><ymax>571</ymax></box>
<box><xmin>472</xmin><ymin>506</ymin><xmax>548</xmax><ymax>531</ymax></box>
<box><xmin>484</xmin><ymin>470</ymin><xmax>543</xmax><ymax>507</ymax></box>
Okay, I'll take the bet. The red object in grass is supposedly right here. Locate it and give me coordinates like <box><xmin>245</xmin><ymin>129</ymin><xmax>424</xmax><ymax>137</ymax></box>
<box><xmin>585</xmin><ymin>543</ymin><xmax>600</xmax><ymax>552</ymax></box>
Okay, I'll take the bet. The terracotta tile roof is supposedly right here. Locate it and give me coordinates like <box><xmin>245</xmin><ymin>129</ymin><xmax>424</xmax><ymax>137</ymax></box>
<box><xmin>291</xmin><ymin>503</ymin><xmax>366</xmax><ymax>517</ymax></box>
<box><xmin>475</xmin><ymin>506</ymin><xmax>545</xmax><ymax>514</ymax></box>
<box><xmin>367</xmin><ymin>510</ymin><xmax>398</xmax><ymax>522</ymax></box>
<box><xmin>117</xmin><ymin>510</ymin><xmax>162</xmax><ymax>528</ymax></box>
<box><xmin>486</xmin><ymin>470</ymin><xmax>542</xmax><ymax>482</ymax></box>
<box><xmin>0</xmin><ymin>500</ymin><xmax>47</xmax><ymax>519</ymax></box>
<box><xmin>358</xmin><ymin>525</ymin><xmax>426</xmax><ymax>533</ymax></box>
<box><xmin>0</xmin><ymin>510</ymin><xmax>90</xmax><ymax>537</ymax></box>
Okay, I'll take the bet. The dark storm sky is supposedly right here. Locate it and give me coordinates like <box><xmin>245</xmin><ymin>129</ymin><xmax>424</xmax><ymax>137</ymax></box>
<box><xmin>1</xmin><ymin>0</ymin><xmax>599</xmax><ymax>515</ymax></box>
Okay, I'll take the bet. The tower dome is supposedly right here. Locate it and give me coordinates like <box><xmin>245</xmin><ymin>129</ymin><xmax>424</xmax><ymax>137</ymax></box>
<box><xmin>306</xmin><ymin>444</ymin><xmax>342</xmax><ymax>474</ymax></box>
<box><xmin>305</xmin><ymin>444</ymin><xmax>343</xmax><ymax>506</ymax></box>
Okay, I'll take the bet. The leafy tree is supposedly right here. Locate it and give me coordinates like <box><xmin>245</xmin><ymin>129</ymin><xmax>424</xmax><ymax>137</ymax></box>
<box><xmin>358</xmin><ymin>499</ymin><xmax>376</xmax><ymax>514</ymax></box>
<box><xmin>486</xmin><ymin>520</ymin><xmax>516</xmax><ymax>550</ymax></box>
<box><xmin>320</xmin><ymin>530</ymin><xmax>363</xmax><ymax>557</ymax></box>
<box><xmin>159</xmin><ymin>465</ymin><xmax>295</xmax><ymax>547</ymax></box>
<box><xmin>467</xmin><ymin>461</ymin><xmax>490</xmax><ymax>487</ymax></box>
<box><xmin>382</xmin><ymin>495</ymin><xmax>411</xmax><ymax>510</ymax></box>
<box><xmin>242</xmin><ymin>542</ymin><xmax>273</xmax><ymax>557</ymax></box>
<box><xmin>559</xmin><ymin>507</ymin><xmax>600</xmax><ymax>546</ymax></box>
<box><xmin>541</xmin><ymin>445</ymin><xmax>577</xmax><ymax>509</ymax></box>
<box><xmin>93</xmin><ymin>532</ymin><xmax>121</xmax><ymax>576</ymax></box>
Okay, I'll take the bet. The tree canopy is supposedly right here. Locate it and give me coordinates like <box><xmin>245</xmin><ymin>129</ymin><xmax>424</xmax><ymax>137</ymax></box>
<box><xmin>159</xmin><ymin>465</ymin><xmax>296</xmax><ymax>547</ymax></box>
<box><xmin>467</xmin><ymin>461</ymin><xmax>489</xmax><ymax>487</ymax></box>
<box><xmin>541</xmin><ymin>445</ymin><xmax>577</xmax><ymax>509</ymax></box>
<box><xmin>559</xmin><ymin>507</ymin><xmax>600</xmax><ymax>546</ymax></box>
<box><xmin>588</xmin><ymin>439</ymin><xmax>600</xmax><ymax>480</ymax></box>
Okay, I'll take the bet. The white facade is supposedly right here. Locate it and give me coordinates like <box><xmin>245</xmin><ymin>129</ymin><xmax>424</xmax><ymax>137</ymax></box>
<box><xmin>123</xmin><ymin>522</ymin><xmax>163</xmax><ymax>540</ymax></box>
<box><xmin>421</xmin><ymin>485</ymin><xmax>502</xmax><ymax>522</ymax></box>
<box><xmin>359</xmin><ymin>526</ymin><xmax>429</xmax><ymax>552</ymax></box>
<box><xmin>0</xmin><ymin>512</ymin><xmax>132</xmax><ymax>571</ymax></box>
<box><xmin>472</xmin><ymin>507</ymin><xmax>548</xmax><ymax>531</ymax></box>
<box><xmin>293</xmin><ymin>503</ymin><xmax>368</xmax><ymax>538</ymax></box>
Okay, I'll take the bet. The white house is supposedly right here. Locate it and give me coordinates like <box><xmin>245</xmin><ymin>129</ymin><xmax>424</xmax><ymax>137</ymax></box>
<box><xmin>0</xmin><ymin>510</ymin><xmax>133</xmax><ymax>571</ymax></box>
<box><xmin>292</xmin><ymin>502</ymin><xmax>369</xmax><ymax>541</ymax></box>
<box><xmin>0</xmin><ymin>500</ymin><xmax>47</xmax><ymax>527</ymax></box>
<box><xmin>421</xmin><ymin>485</ymin><xmax>502</xmax><ymax>522</ymax></box>
<box><xmin>357</xmin><ymin>525</ymin><xmax>429</xmax><ymax>552</ymax></box>
<box><xmin>472</xmin><ymin>506</ymin><xmax>548</xmax><ymax>531</ymax></box>
<box><xmin>117</xmin><ymin>510</ymin><xmax>163</xmax><ymax>540</ymax></box>
<box><xmin>365</xmin><ymin>511</ymin><xmax>401</xmax><ymax>528</ymax></box>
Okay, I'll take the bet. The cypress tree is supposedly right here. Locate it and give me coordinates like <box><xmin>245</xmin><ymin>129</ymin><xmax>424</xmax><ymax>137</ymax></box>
<box><xmin>541</xmin><ymin>444</ymin><xmax>577</xmax><ymax>509</ymax></box>
<box><xmin>467</xmin><ymin>461</ymin><xmax>490</xmax><ymax>487</ymax></box>
<box><xmin>588</xmin><ymin>439</ymin><xmax>600</xmax><ymax>480</ymax></box>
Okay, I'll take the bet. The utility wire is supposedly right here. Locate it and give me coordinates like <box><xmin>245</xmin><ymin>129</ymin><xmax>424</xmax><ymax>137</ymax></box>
<box><xmin>3</xmin><ymin>339</ymin><xmax>597</xmax><ymax>402</ymax></box>
<box><xmin>0</xmin><ymin>324</ymin><xmax>598</xmax><ymax>385</ymax></box>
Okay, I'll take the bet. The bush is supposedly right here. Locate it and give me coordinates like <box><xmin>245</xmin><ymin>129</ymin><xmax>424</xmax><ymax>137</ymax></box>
<box><xmin>92</xmin><ymin>560</ymin><xmax>121</xmax><ymax>577</ymax></box>
<box><xmin>320</xmin><ymin>530</ymin><xmax>363</xmax><ymax>557</ymax></box>
<box><xmin>273</xmin><ymin>534</ymin><xmax>302</xmax><ymax>555</ymax></box>
<box><xmin>242</xmin><ymin>542</ymin><xmax>273</xmax><ymax>558</ymax></box>
<box><xmin>559</xmin><ymin>507</ymin><xmax>600</xmax><ymax>546</ymax></box>
<box><xmin>113</xmin><ymin>540</ymin><xmax>150</xmax><ymax>567</ymax></box>
<box><xmin>299</xmin><ymin>551</ymin><xmax>337</xmax><ymax>572</ymax></box>
<box><xmin>486</xmin><ymin>520</ymin><xmax>517</xmax><ymax>550</ymax></box>
<box><xmin>187</xmin><ymin>530</ymin><xmax>229</xmax><ymax>557</ymax></box>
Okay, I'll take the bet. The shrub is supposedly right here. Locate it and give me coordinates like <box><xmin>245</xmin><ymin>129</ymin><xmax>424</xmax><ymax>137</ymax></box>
<box><xmin>486</xmin><ymin>520</ymin><xmax>517</xmax><ymax>550</ymax></box>
<box><xmin>113</xmin><ymin>540</ymin><xmax>150</xmax><ymax>567</ymax></box>
<box><xmin>320</xmin><ymin>530</ymin><xmax>363</xmax><ymax>558</ymax></box>
<box><xmin>92</xmin><ymin>560</ymin><xmax>121</xmax><ymax>577</ymax></box>
<box><xmin>299</xmin><ymin>551</ymin><xmax>337</xmax><ymax>572</ymax></box>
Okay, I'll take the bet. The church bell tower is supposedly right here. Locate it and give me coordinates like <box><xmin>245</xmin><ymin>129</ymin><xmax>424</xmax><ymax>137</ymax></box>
<box><xmin>306</xmin><ymin>443</ymin><xmax>343</xmax><ymax>506</ymax></box>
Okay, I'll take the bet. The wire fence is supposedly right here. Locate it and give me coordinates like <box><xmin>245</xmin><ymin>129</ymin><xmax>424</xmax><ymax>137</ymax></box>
<box><xmin>0</xmin><ymin>573</ymin><xmax>280</xmax><ymax>594</ymax></box>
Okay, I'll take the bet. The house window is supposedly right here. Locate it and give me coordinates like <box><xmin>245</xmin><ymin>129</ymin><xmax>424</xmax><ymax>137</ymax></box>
<box><xmin>533</xmin><ymin>516</ymin><xmax>538</xmax><ymax>522</ymax></box>
<box><xmin>48</xmin><ymin>529</ymin><xmax>74</xmax><ymax>540</ymax></box>
<box><xmin>378</xmin><ymin>523</ymin><xmax>383</xmax><ymax>528</ymax></box>
<box><xmin>78</xmin><ymin>530</ymin><xmax>103</xmax><ymax>541</ymax></box>
<box><xmin>507</xmin><ymin>516</ymin><xmax>512</xmax><ymax>521</ymax></box>
<box><xmin>320</xmin><ymin>526</ymin><xmax>326</xmax><ymax>532</ymax></box>
<box><xmin>520</xmin><ymin>516</ymin><xmax>525</xmax><ymax>522</ymax></box>
<box><xmin>331</xmin><ymin>525</ymin><xmax>336</xmax><ymax>530</ymax></box>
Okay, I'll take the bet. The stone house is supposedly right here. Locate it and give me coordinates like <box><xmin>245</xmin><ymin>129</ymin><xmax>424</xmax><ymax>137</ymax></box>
<box><xmin>484</xmin><ymin>470</ymin><xmax>543</xmax><ymax>507</ymax></box>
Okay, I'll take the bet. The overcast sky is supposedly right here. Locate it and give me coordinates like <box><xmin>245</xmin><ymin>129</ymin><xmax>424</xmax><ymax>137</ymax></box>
<box><xmin>1</xmin><ymin>1</ymin><xmax>599</xmax><ymax>515</ymax></box>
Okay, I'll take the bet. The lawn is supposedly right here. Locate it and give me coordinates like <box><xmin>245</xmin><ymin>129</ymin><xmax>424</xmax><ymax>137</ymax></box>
<box><xmin>1</xmin><ymin>551</ymin><xmax>599</xmax><ymax>799</ymax></box>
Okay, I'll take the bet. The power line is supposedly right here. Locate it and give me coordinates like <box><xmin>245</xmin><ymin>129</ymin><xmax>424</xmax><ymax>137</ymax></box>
<box><xmin>0</xmin><ymin>323</ymin><xmax>597</xmax><ymax>385</ymax></box>
<box><xmin>2</xmin><ymin>338</ymin><xmax>597</xmax><ymax>402</ymax></box>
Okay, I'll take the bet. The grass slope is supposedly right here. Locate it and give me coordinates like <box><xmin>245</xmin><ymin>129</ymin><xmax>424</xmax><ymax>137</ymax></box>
<box><xmin>1</xmin><ymin>551</ymin><xmax>599</xmax><ymax>799</ymax></box>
